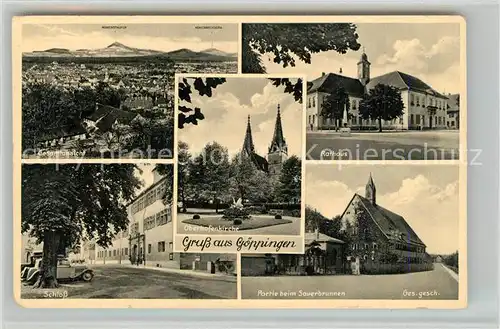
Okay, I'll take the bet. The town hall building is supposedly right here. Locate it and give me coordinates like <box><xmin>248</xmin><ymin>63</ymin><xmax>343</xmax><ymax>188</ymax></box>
<box><xmin>307</xmin><ymin>51</ymin><xmax>450</xmax><ymax>131</ymax></box>
<box><xmin>241</xmin><ymin>104</ymin><xmax>288</xmax><ymax>179</ymax></box>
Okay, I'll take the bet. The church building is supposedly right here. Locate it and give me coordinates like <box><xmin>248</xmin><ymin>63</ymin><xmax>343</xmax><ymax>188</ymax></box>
<box><xmin>241</xmin><ymin>104</ymin><xmax>288</xmax><ymax>179</ymax></box>
<box><xmin>339</xmin><ymin>174</ymin><xmax>433</xmax><ymax>274</ymax></box>
<box><xmin>307</xmin><ymin>51</ymin><xmax>450</xmax><ymax>131</ymax></box>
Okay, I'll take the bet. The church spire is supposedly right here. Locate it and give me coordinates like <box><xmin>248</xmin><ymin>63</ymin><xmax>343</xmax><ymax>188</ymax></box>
<box><xmin>242</xmin><ymin>115</ymin><xmax>255</xmax><ymax>154</ymax></box>
<box><xmin>365</xmin><ymin>173</ymin><xmax>376</xmax><ymax>205</ymax></box>
<box><xmin>268</xmin><ymin>104</ymin><xmax>287</xmax><ymax>153</ymax></box>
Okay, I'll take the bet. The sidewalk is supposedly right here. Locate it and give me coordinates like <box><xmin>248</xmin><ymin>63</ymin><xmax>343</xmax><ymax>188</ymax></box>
<box><xmin>92</xmin><ymin>263</ymin><xmax>237</xmax><ymax>282</ymax></box>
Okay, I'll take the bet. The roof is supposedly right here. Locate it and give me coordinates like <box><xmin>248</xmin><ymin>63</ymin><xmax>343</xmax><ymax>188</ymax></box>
<box><xmin>126</xmin><ymin>176</ymin><xmax>168</xmax><ymax>207</ymax></box>
<box><xmin>38</xmin><ymin>123</ymin><xmax>87</xmax><ymax>142</ymax></box>
<box><xmin>355</xmin><ymin>194</ymin><xmax>426</xmax><ymax>246</ymax></box>
<box><xmin>268</xmin><ymin>105</ymin><xmax>287</xmax><ymax>153</ymax></box>
<box><xmin>86</xmin><ymin>104</ymin><xmax>138</xmax><ymax>132</ymax></box>
<box><xmin>249</xmin><ymin>152</ymin><xmax>269</xmax><ymax>173</ymax></box>
<box><xmin>305</xmin><ymin>232</ymin><xmax>345</xmax><ymax>245</ymax></box>
<box><xmin>308</xmin><ymin>73</ymin><xmax>365</xmax><ymax>97</ymax></box>
<box><xmin>367</xmin><ymin>71</ymin><xmax>448</xmax><ymax>99</ymax></box>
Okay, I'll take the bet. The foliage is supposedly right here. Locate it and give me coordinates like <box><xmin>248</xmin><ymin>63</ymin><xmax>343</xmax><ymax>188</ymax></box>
<box><xmin>242</xmin><ymin>23</ymin><xmax>361</xmax><ymax>73</ymax></box>
<box><xmin>269</xmin><ymin>78</ymin><xmax>303</xmax><ymax>103</ymax></box>
<box><xmin>153</xmin><ymin>164</ymin><xmax>174</xmax><ymax>205</ymax></box>
<box><xmin>176</xmin><ymin>141</ymin><xmax>193</xmax><ymax>212</ymax></box>
<box><xmin>188</xmin><ymin>142</ymin><xmax>231</xmax><ymax>212</ymax></box>
<box><xmin>22</xmin><ymin>81</ymin><xmax>138</xmax><ymax>151</ymax></box>
<box><xmin>320</xmin><ymin>86</ymin><xmax>351</xmax><ymax>126</ymax></box>
<box><xmin>229</xmin><ymin>154</ymin><xmax>273</xmax><ymax>203</ymax></box>
<box><xmin>241</xmin><ymin>23</ymin><xmax>360</xmax><ymax>103</ymax></box>
<box><xmin>274</xmin><ymin>155</ymin><xmax>301</xmax><ymax>203</ymax></box>
<box><xmin>222</xmin><ymin>207</ymin><xmax>251</xmax><ymax>220</ymax></box>
<box><xmin>22</xmin><ymin>164</ymin><xmax>141</xmax><ymax>287</ymax></box>
<box><xmin>359</xmin><ymin>83</ymin><xmax>405</xmax><ymax>132</ymax></box>
<box><xmin>443</xmin><ymin>251</ymin><xmax>459</xmax><ymax>269</ymax></box>
<box><xmin>177</xmin><ymin>77</ymin><xmax>226</xmax><ymax>128</ymax></box>
<box><xmin>378</xmin><ymin>250</ymin><xmax>399</xmax><ymax>264</ymax></box>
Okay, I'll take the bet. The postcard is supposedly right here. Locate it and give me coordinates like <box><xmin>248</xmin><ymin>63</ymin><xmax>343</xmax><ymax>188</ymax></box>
<box><xmin>13</xmin><ymin>15</ymin><xmax>466</xmax><ymax>309</ymax></box>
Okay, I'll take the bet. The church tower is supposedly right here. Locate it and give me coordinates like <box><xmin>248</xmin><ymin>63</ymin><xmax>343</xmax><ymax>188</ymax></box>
<box><xmin>357</xmin><ymin>49</ymin><xmax>371</xmax><ymax>86</ymax></box>
<box><xmin>242</xmin><ymin>115</ymin><xmax>255</xmax><ymax>156</ymax></box>
<box><xmin>267</xmin><ymin>104</ymin><xmax>288</xmax><ymax>178</ymax></box>
<box><xmin>365</xmin><ymin>173</ymin><xmax>376</xmax><ymax>205</ymax></box>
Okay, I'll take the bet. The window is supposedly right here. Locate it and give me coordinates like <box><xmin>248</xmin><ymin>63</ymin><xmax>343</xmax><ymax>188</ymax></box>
<box><xmin>158</xmin><ymin>241</ymin><xmax>166</xmax><ymax>252</ymax></box>
<box><xmin>113</xmin><ymin>250</ymin><xmax>116</xmax><ymax>256</ymax></box>
<box><xmin>364</xmin><ymin>243</ymin><xmax>369</xmax><ymax>250</ymax></box>
<box><xmin>410</xmin><ymin>94</ymin><xmax>415</xmax><ymax>105</ymax></box>
<box><xmin>312</xmin><ymin>96</ymin><xmax>316</xmax><ymax>107</ymax></box>
<box><xmin>108</xmin><ymin>250</ymin><xmax>112</xmax><ymax>257</ymax></box>
<box><xmin>372</xmin><ymin>243</ymin><xmax>378</xmax><ymax>250</ymax></box>
<box><xmin>148</xmin><ymin>244</ymin><xmax>152</xmax><ymax>254</ymax></box>
<box><xmin>415</xmin><ymin>115</ymin><xmax>420</xmax><ymax>125</ymax></box>
<box><xmin>169</xmin><ymin>242</ymin><xmax>173</xmax><ymax>249</ymax></box>
<box><xmin>169</xmin><ymin>253</ymin><xmax>174</xmax><ymax>261</ymax></box>
<box><xmin>416</xmin><ymin>96</ymin><xmax>420</xmax><ymax>106</ymax></box>
<box><xmin>125</xmin><ymin>248</ymin><xmax>128</xmax><ymax>255</ymax></box>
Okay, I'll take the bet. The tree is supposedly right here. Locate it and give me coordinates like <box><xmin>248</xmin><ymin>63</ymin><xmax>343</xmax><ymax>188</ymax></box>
<box><xmin>188</xmin><ymin>142</ymin><xmax>231</xmax><ymax>213</ymax></box>
<box><xmin>154</xmin><ymin>164</ymin><xmax>174</xmax><ymax>206</ymax></box>
<box><xmin>320</xmin><ymin>86</ymin><xmax>351</xmax><ymax>128</ymax></box>
<box><xmin>242</xmin><ymin>23</ymin><xmax>361</xmax><ymax>74</ymax></box>
<box><xmin>359</xmin><ymin>84</ymin><xmax>405</xmax><ymax>132</ymax></box>
<box><xmin>229</xmin><ymin>154</ymin><xmax>273</xmax><ymax>203</ymax></box>
<box><xmin>177</xmin><ymin>77</ymin><xmax>226</xmax><ymax>129</ymax></box>
<box><xmin>176</xmin><ymin>141</ymin><xmax>192</xmax><ymax>212</ymax></box>
<box><xmin>22</xmin><ymin>82</ymin><xmax>129</xmax><ymax>151</ymax></box>
<box><xmin>241</xmin><ymin>23</ymin><xmax>360</xmax><ymax>104</ymax></box>
<box><xmin>22</xmin><ymin>164</ymin><xmax>141</xmax><ymax>288</ymax></box>
<box><xmin>274</xmin><ymin>156</ymin><xmax>301</xmax><ymax>203</ymax></box>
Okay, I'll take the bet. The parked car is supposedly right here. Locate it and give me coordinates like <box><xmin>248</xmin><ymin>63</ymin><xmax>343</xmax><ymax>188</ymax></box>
<box><xmin>23</xmin><ymin>258</ymin><xmax>94</xmax><ymax>285</ymax></box>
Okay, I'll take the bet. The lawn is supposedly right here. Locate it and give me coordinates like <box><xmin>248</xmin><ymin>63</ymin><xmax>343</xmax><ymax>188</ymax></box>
<box><xmin>182</xmin><ymin>215</ymin><xmax>293</xmax><ymax>231</ymax></box>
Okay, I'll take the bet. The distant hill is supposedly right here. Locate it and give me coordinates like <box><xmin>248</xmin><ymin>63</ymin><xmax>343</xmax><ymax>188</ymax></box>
<box><xmin>23</xmin><ymin>42</ymin><xmax>236</xmax><ymax>63</ymax></box>
<box><xmin>200</xmin><ymin>48</ymin><xmax>237</xmax><ymax>58</ymax></box>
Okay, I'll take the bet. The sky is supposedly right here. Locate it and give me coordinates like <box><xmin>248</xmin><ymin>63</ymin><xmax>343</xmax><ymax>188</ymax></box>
<box><xmin>178</xmin><ymin>77</ymin><xmax>303</xmax><ymax>158</ymax></box>
<box><xmin>260</xmin><ymin>23</ymin><xmax>461</xmax><ymax>94</ymax></box>
<box><xmin>22</xmin><ymin>23</ymin><xmax>238</xmax><ymax>53</ymax></box>
<box><xmin>306</xmin><ymin>164</ymin><xmax>460</xmax><ymax>254</ymax></box>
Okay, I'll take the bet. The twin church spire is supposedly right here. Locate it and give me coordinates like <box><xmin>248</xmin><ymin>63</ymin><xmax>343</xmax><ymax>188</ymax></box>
<box><xmin>241</xmin><ymin>104</ymin><xmax>288</xmax><ymax>176</ymax></box>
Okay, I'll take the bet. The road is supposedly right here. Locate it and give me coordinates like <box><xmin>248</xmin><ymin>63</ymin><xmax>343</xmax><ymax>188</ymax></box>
<box><xmin>21</xmin><ymin>265</ymin><xmax>237</xmax><ymax>299</ymax></box>
<box><xmin>241</xmin><ymin>263</ymin><xmax>458</xmax><ymax>300</ymax></box>
<box><xmin>306</xmin><ymin>130</ymin><xmax>460</xmax><ymax>160</ymax></box>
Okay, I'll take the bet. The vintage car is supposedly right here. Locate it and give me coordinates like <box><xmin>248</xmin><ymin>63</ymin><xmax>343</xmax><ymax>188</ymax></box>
<box><xmin>23</xmin><ymin>258</ymin><xmax>94</xmax><ymax>284</ymax></box>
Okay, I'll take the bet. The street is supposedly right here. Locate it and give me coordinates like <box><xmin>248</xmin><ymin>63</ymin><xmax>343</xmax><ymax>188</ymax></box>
<box><xmin>21</xmin><ymin>265</ymin><xmax>237</xmax><ymax>299</ymax></box>
<box><xmin>306</xmin><ymin>130</ymin><xmax>460</xmax><ymax>160</ymax></box>
<box><xmin>241</xmin><ymin>263</ymin><xmax>459</xmax><ymax>300</ymax></box>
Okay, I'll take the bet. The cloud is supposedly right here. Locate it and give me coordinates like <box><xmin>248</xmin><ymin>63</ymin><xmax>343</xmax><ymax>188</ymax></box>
<box><xmin>179</xmin><ymin>81</ymin><xmax>302</xmax><ymax>158</ymax></box>
<box><xmin>306</xmin><ymin>174</ymin><xmax>459</xmax><ymax>254</ymax></box>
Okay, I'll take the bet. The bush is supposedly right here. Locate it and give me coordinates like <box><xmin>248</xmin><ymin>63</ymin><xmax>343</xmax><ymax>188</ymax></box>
<box><xmin>233</xmin><ymin>219</ymin><xmax>242</xmax><ymax>225</ymax></box>
<box><xmin>193</xmin><ymin>214</ymin><xmax>200</xmax><ymax>219</ymax></box>
<box><xmin>275</xmin><ymin>214</ymin><xmax>282</xmax><ymax>219</ymax></box>
<box><xmin>222</xmin><ymin>207</ymin><xmax>250</xmax><ymax>220</ymax></box>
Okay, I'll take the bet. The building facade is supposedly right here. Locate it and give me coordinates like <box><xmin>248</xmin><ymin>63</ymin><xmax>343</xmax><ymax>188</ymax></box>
<box><xmin>339</xmin><ymin>174</ymin><xmax>433</xmax><ymax>274</ymax></box>
<box><xmin>446</xmin><ymin>93</ymin><xmax>460</xmax><ymax>129</ymax></box>
<box><xmin>307</xmin><ymin>51</ymin><xmax>450</xmax><ymax>131</ymax></box>
<box><xmin>95</xmin><ymin>167</ymin><xmax>235</xmax><ymax>271</ymax></box>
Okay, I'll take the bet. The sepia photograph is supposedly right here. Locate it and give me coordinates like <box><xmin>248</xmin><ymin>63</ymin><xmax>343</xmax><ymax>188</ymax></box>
<box><xmin>19</xmin><ymin>164</ymin><xmax>237</xmax><ymax>300</ymax></box>
<box><xmin>241</xmin><ymin>164</ymin><xmax>461</xmax><ymax>300</ymax></box>
<box><xmin>242</xmin><ymin>21</ymin><xmax>464</xmax><ymax>160</ymax></box>
<box><xmin>20</xmin><ymin>23</ymin><xmax>238</xmax><ymax>159</ymax></box>
<box><xmin>175</xmin><ymin>75</ymin><xmax>304</xmax><ymax>236</ymax></box>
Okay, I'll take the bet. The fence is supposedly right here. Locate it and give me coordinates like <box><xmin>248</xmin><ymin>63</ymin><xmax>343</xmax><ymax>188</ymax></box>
<box><xmin>361</xmin><ymin>262</ymin><xmax>434</xmax><ymax>275</ymax></box>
